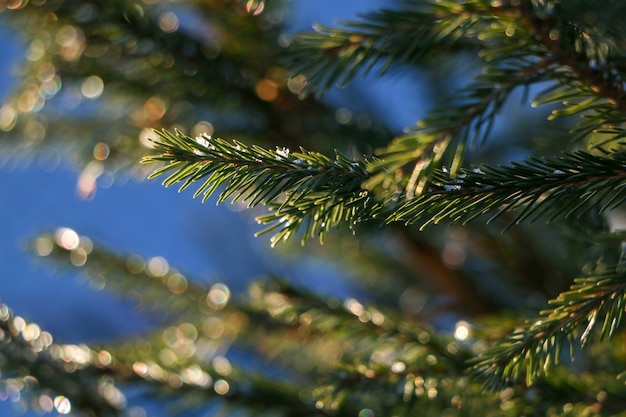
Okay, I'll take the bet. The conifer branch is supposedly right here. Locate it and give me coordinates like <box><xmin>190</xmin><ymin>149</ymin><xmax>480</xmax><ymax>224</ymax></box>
<box><xmin>285</xmin><ymin>0</ymin><xmax>488</xmax><ymax>96</ymax></box>
<box><xmin>366</xmin><ymin>57</ymin><xmax>552</xmax><ymax>196</ymax></box>
<box><xmin>386</xmin><ymin>150</ymin><xmax>626</xmax><ymax>229</ymax></box>
<box><xmin>290</xmin><ymin>0</ymin><xmax>626</xmax><ymax>201</ymax></box>
<box><xmin>519</xmin><ymin>0</ymin><xmax>626</xmax><ymax>112</ymax></box>
<box><xmin>27</xmin><ymin>235</ymin><xmax>339</xmax><ymax>416</ymax></box>
<box><xmin>247</xmin><ymin>280</ymin><xmax>471</xmax><ymax>370</ymax></box>
<box><xmin>238</xmin><ymin>283</ymin><xmax>474</xmax><ymax>415</ymax></box>
<box><xmin>30</xmin><ymin>230</ymin><xmax>211</xmax><ymax>321</ymax></box>
<box><xmin>508</xmin><ymin>0</ymin><xmax>626</xmax><ymax>149</ymax></box>
<box><xmin>106</xmin><ymin>340</ymin><xmax>326</xmax><ymax>417</ymax></box>
<box><xmin>142</xmin><ymin>129</ymin><xmax>376</xmax><ymax>244</ymax></box>
<box><xmin>9</xmin><ymin>0</ymin><xmax>626</xmax><ymax>411</ymax></box>
<box><xmin>0</xmin><ymin>299</ymin><xmax>325</xmax><ymax>417</ymax></box>
<box><xmin>472</xmin><ymin>264</ymin><xmax>626</xmax><ymax>391</ymax></box>
<box><xmin>287</xmin><ymin>0</ymin><xmax>554</xmax><ymax>197</ymax></box>
<box><xmin>0</xmin><ymin>303</ymin><xmax>124</xmax><ymax>416</ymax></box>
<box><xmin>29</xmin><ymin>231</ymin><xmax>475</xmax><ymax>414</ymax></box>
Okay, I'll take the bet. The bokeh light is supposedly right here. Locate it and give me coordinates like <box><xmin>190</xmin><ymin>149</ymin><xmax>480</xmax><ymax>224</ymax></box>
<box><xmin>213</xmin><ymin>379</ymin><xmax>229</xmax><ymax>395</ymax></box>
<box><xmin>53</xmin><ymin>396</ymin><xmax>71</xmax><ymax>414</ymax></box>
<box><xmin>255</xmin><ymin>78</ymin><xmax>279</xmax><ymax>101</ymax></box>
<box><xmin>93</xmin><ymin>143</ymin><xmax>110</xmax><ymax>161</ymax></box>
<box><xmin>245</xmin><ymin>0</ymin><xmax>265</xmax><ymax>15</ymax></box>
<box><xmin>54</xmin><ymin>227</ymin><xmax>80</xmax><ymax>250</ymax></box>
<box><xmin>81</xmin><ymin>75</ymin><xmax>104</xmax><ymax>99</ymax></box>
<box><xmin>38</xmin><ymin>395</ymin><xmax>54</xmax><ymax>412</ymax></box>
<box><xmin>454</xmin><ymin>320</ymin><xmax>472</xmax><ymax>341</ymax></box>
<box><xmin>359</xmin><ymin>409</ymin><xmax>375</xmax><ymax>417</ymax></box>
<box><xmin>207</xmin><ymin>283</ymin><xmax>230</xmax><ymax>309</ymax></box>
<box><xmin>158</xmin><ymin>12</ymin><xmax>180</xmax><ymax>33</ymax></box>
<box><xmin>147</xmin><ymin>256</ymin><xmax>169</xmax><ymax>277</ymax></box>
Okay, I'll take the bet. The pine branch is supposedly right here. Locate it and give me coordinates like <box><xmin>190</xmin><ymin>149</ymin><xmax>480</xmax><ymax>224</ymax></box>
<box><xmin>313</xmin><ymin>361</ymin><xmax>496</xmax><ymax>417</ymax></box>
<box><xmin>385</xmin><ymin>150</ymin><xmax>626</xmax><ymax>229</ymax></box>
<box><xmin>142</xmin><ymin>129</ymin><xmax>377</xmax><ymax>244</ymax></box>
<box><xmin>500</xmin><ymin>0</ymin><xmax>626</xmax><ymax>152</ymax></box>
<box><xmin>531</xmin><ymin>82</ymin><xmax>626</xmax><ymax>147</ymax></box>
<box><xmin>472</xmin><ymin>264</ymin><xmax>626</xmax><ymax>391</ymax></box>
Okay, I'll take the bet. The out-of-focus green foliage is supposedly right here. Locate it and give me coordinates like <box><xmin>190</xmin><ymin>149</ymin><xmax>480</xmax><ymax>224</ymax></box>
<box><xmin>4</xmin><ymin>0</ymin><xmax>626</xmax><ymax>416</ymax></box>
<box><xmin>0</xmin><ymin>0</ymin><xmax>387</xmax><ymax>194</ymax></box>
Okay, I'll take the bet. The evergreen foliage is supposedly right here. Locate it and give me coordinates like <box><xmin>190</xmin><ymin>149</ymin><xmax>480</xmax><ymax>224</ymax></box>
<box><xmin>2</xmin><ymin>0</ymin><xmax>626</xmax><ymax>416</ymax></box>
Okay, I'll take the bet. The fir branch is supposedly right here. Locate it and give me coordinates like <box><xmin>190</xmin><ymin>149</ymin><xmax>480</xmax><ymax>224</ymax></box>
<box><xmin>519</xmin><ymin>0</ymin><xmax>626</xmax><ymax>112</ymax></box>
<box><xmin>285</xmin><ymin>0</ymin><xmax>489</xmax><ymax>96</ymax></box>
<box><xmin>507</xmin><ymin>0</ymin><xmax>626</xmax><ymax>148</ymax></box>
<box><xmin>332</xmin><ymin>0</ymin><xmax>626</xmax><ymax>199</ymax></box>
<box><xmin>366</xmin><ymin>56</ymin><xmax>553</xmax><ymax>197</ymax></box>
<box><xmin>245</xmin><ymin>281</ymin><xmax>475</xmax><ymax>415</ymax></box>
<box><xmin>30</xmin><ymin>230</ymin><xmax>210</xmax><ymax>322</ymax></box>
<box><xmin>529</xmin><ymin>66</ymin><xmax>626</xmax><ymax>146</ymax></box>
<box><xmin>472</xmin><ymin>264</ymin><xmax>626</xmax><ymax>390</ymax></box>
<box><xmin>361</xmin><ymin>17</ymin><xmax>551</xmax><ymax>196</ymax></box>
<box><xmin>0</xmin><ymin>304</ymin><xmax>326</xmax><ymax>417</ymax></box>
<box><xmin>246</xmin><ymin>280</ymin><xmax>471</xmax><ymax>371</ymax></box>
<box><xmin>27</xmin><ymin>236</ymin><xmax>338</xmax><ymax>416</ymax></box>
<box><xmin>286</xmin><ymin>0</ymin><xmax>552</xmax><ymax>197</ymax></box>
<box><xmin>142</xmin><ymin>129</ymin><xmax>375</xmax><ymax>244</ymax></box>
<box><xmin>314</xmin><ymin>363</ymin><xmax>492</xmax><ymax>417</ymax></box>
<box><xmin>0</xmin><ymin>303</ymin><xmax>124</xmax><ymax>416</ymax></box>
<box><xmin>386</xmin><ymin>150</ymin><xmax>626</xmax><ymax>229</ymax></box>
<box><xmin>105</xmin><ymin>343</ymin><xmax>329</xmax><ymax>417</ymax></box>
<box><xmin>30</xmin><ymin>233</ymin><xmax>457</xmax><ymax>416</ymax></box>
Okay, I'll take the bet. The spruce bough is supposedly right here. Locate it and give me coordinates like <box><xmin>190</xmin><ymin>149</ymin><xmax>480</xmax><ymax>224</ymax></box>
<box><xmin>3</xmin><ymin>0</ymin><xmax>626</xmax><ymax>416</ymax></box>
